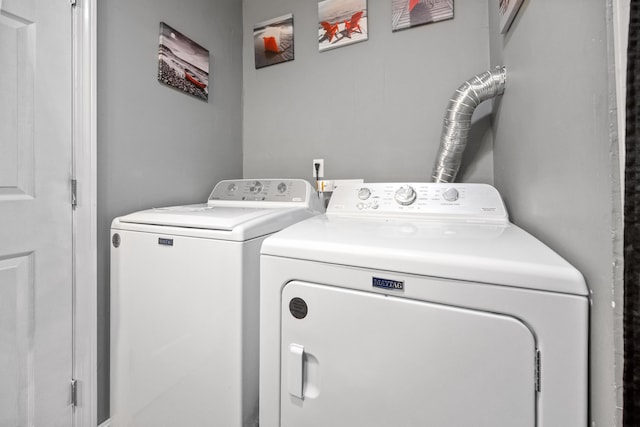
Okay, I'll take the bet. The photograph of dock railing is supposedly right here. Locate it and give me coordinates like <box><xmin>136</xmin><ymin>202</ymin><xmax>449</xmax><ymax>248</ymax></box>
<box><xmin>392</xmin><ymin>0</ymin><xmax>454</xmax><ymax>32</ymax></box>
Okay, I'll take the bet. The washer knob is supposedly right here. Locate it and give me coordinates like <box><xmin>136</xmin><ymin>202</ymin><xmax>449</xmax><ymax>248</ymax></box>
<box><xmin>227</xmin><ymin>183</ymin><xmax>238</xmax><ymax>193</ymax></box>
<box><xmin>443</xmin><ymin>187</ymin><xmax>459</xmax><ymax>202</ymax></box>
<box><xmin>249</xmin><ymin>181</ymin><xmax>263</xmax><ymax>194</ymax></box>
<box><xmin>277</xmin><ymin>182</ymin><xmax>288</xmax><ymax>194</ymax></box>
<box><xmin>358</xmin><ymin>187</ymin><xmax>371</xmax><ymax>200</ymax></box>
<box><xmin>394</xmin><ymin>185</ymin><xmax>417</xmax><ymax>206</ymax></box>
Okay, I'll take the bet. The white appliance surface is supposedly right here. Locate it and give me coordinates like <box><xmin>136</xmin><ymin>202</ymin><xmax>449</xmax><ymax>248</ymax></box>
<box><xmin>110</xmin><ymin>179</ymin><xmax>323</xmax><ymax>427</ymax></box>
<box><xmin>116</xmin><ymin>178</ymin><xmax>319</xmax><ymax>241</ymax></box>
<box><xmin>260</xmin><ymin>182</ymin><xmax>589</xmax><ymax>427</ymax></box>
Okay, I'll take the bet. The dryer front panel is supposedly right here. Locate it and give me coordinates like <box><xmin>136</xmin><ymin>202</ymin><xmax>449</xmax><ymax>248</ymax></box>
<box><xmin>280</xmin><ymin>281</ymin><xmax>537</xmax><ymax>427</ymax></box>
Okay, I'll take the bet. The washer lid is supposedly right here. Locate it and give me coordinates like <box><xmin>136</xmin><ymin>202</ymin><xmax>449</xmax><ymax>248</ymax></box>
<box><xmin>111</xmin><ymin>179</ymin><xmax>324</xmax><ymax>241</ymax></box>
<box><xmin>114</xmin><ymin>203</ymin><xmax>319</xmax><ymax>241</ymax></box>
<box><xmin>262</xmin><ymin>214</ymin><xmax>588</xmax><ymax>296</ymax></box>
<box><xmin>118</xmin><ymin>204</ymin><xmax>277</xmax><ymax>230</ymax></box>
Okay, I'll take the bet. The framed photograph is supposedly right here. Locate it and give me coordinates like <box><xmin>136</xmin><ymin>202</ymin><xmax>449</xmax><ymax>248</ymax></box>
<box><xmin>318</xmin><ymin>0</ymin><xmax>368</xmax><ymax>52</ymax></box>
<box><xmin>499</xmin><ymin>0</ymin><xmax>524</xmax><ymax>34</ymax></box>
<box><xmin>253</xmin><ymin>14</ymin><xmax>295</xmax><ymax>69</ymax></box>
<box><xmin>392</xmin><ymin>0</ymin><xmax>453</xmax><ymax>32</ymax></box>
<box><xmin>158</xmin><ymin>22</ymin><xmax>210</xmax><ymax>101</ymax></box>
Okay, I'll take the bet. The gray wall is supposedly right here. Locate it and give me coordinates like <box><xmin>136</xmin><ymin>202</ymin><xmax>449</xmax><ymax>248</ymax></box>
<box><xmin>97</xmin><ymin>0</ymin><xmax>243</xmax><ymax>422</ymax></box>
<box><xmin>488</xmin><ymin>1</ymin><xmax>623</xmax><ymax>426</ymax></box>
<box><xmin>243</xmin><ymin>0</ymin><xmax>494</xmax><ymax>183</ymax></box>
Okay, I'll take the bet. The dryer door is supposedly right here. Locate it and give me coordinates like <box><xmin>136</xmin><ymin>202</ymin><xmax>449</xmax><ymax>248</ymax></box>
<box><xmin>280</xmin><ymin>281</ymin><xmax>537</xmax><ymax>427</ymax></box>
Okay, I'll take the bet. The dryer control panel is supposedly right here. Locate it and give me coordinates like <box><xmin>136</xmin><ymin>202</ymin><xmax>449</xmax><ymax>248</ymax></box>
<box><xmin>327</xmin><ymin>182</ymin><xmax>508</xmax><ymax>222</ymax></box>
<box><xmin>208</xmin><ymin>179</ymin><xmax>310</xmax><ymax>203</ymax></box>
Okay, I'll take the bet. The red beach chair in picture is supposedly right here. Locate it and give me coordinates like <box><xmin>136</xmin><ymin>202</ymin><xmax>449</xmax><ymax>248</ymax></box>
<box><xmin>408</xmin><ymin>0</ymin><xmax>420</xmax><ymax>12</ymax></box>
<box><xmin>263</xmin><ymin>36</ymin><xmax>280</xmax><ymax>53</ymax></box>
<box><xmin>344</xmin><ymin>11</ymin><xmax>364</xmax><ymax>38</ymax></box>
<box><xmin>320</xmin><ymin>21</ymin><xmax>340</xmax><ymax>42</ymax></box>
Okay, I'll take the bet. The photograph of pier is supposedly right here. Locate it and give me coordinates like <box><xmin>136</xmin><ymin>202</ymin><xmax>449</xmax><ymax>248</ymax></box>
<box><xmin>158</xmin><ymin>22</ymin><xmax>209</xmax><ymax>101</ymax></box>
<box><xmin>392</xmin><ymin>0</ymin><xmax>454</xmax><ymax>32</ymax></box>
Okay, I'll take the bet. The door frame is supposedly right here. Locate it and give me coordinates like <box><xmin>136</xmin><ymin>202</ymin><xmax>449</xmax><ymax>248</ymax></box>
<box><xmin>72</xmin><ymin>0</ymin><xmax>97</xmax><ymax>425</ymax></box>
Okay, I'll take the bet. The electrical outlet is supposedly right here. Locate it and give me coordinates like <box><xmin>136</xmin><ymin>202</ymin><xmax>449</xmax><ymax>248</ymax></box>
<box><xmin>312</xmin><ymin>159</ymin><xmax>324</xmax><ymax>179</ymax></box>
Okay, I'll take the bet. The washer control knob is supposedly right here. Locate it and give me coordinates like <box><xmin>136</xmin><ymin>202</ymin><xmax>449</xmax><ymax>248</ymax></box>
<box><xmin>442</xmin><ymin>187</ymin><xmax>459</xmax><ymax>202</ymax></box>
<box><xmin>249</xmin><ymin>181</ymin><xmax>263</xmax><ymax>194</ymax></box>
<box><xmin>227</xmin><ymin>183</ymin><xmax>238</xmax><ymax>193</ymax></box>
<box><xmin>394</xmin><ymin>185</ymin><xmax>417</xmax><ymax>206</ymax></box>
<box><xmin>358</xmin><ymin>187</ymin><xmax>371</xmax><ymax>200</ymax></box>
<box><xmin>277</xmin><ymin>182</ymin><xmax>288</xmax><ymax>194</ymax></box>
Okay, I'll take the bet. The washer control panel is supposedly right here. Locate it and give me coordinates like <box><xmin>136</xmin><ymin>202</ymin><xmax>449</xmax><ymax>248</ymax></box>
<box><xmin>208</xmin><ymin>179</ymin><xmax>309</xmax><ymax>203</ymax></box>
<box><xmin>327</xmin><ymin>182</ymin><xmax>508</xmax><ymax>222</ymax></box>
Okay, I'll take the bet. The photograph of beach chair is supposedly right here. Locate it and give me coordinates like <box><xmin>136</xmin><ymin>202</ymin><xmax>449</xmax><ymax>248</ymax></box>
<box><xmin>253</xmin><ymin>13</ymin><xmax>294</xmax><ymax>69</ymax></box>
<box><xmin>391</xmin><ymin>0</ymin><xmax>453</xmax><ymax>32</ymax></box>
<box><xmin>157</xmin><ymin>22</ymin><xmax>210</xmax><ymax>101</ymax></box>
<box><xmin>498</xmin><ymin>0</ymin><xmax>524</xmax><ymax>34</ymax></box>
<box><xmin>318</xmin><ymin>0</ymin><xmax>368</xmax><ymax>52</ymax></box>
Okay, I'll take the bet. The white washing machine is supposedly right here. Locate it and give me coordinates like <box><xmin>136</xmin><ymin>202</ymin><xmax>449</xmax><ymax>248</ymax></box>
<box><xmin>260</xmin><ymin>182</ymin><xmax>588</xmax><ymax>427</ymax></box>
<box><xmin>110</xmin><ymin>179</ymin><xmax>323</xmax><ymax>427</ymax></box>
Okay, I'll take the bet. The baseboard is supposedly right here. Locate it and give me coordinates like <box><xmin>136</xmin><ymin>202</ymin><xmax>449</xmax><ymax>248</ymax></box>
<box><xmin>98</xmin><ymin>419</ymin><xmax>111</xmax><ymax>427</ymax></box>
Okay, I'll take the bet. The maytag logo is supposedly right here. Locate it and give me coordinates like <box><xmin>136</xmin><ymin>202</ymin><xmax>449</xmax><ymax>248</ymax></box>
<box><xmin>372</xmin><ymin>277</ymin><xmax>404</xmax><ymax>291</ymax></box>
<box><xmin>158</xmin><ymin>238</ymin><xmax>173</xmax><ymax>246</ymax></box>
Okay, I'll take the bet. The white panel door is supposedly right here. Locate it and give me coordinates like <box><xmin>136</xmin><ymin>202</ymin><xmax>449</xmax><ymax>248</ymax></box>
<box><xmin>281</xmin><ymin>281</ymin><xmax>536</xmax><ymax>427</ymax></box>
<box><xmin>0</xmin><ymin>0</ymin><xmax>73</xmax><ymax>425</ymax></box>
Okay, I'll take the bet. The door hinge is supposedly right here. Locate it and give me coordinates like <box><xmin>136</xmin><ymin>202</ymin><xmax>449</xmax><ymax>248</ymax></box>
<box><xmin>70</xmin><ymin>379</ymin><xmax>78</xmax><ymax>407</ymax></box>
<box><xmin>535</xmin><ymin>349</ymin><xmax>541</xmax><ymax>392</ymax></box>
<box><xmin>71</xmin><ymin>179</ymin><xmax>78</xmax><ymax>208</ymax></box>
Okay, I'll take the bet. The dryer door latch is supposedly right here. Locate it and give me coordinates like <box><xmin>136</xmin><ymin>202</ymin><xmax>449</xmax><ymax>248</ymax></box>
<box><xmin>288</xmin><ymin>344</ymin><xmax>305</xmax><ymax>399</ymax></box>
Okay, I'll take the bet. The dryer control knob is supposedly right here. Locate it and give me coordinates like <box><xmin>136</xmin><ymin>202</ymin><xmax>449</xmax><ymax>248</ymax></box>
<box><xmin>442</xmin><ymin>187</ymin><xmax>459</xmax><ymax>202</ymax></box>
<box><xmin>249</xmin><ymin>181</ymin><xmax>263</xmax><ymax>194</ymax></box>
<box><xmin>394</xmin><ymin>185</ymin><xmax>417</xmax><ymax>206</ymax></box>
<box><xmin>358</xmin><ymin>188</ymin><xmax>371</xmax><ymax>200</ymax></box>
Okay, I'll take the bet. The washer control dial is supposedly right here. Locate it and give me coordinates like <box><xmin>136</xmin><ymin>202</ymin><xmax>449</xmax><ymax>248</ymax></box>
<box><xmin>358</xmin><ymin>187</ymin><xmax>371</xmax><ymax>200</ymax></box>
<box><xmin>249</xmin><ymin>181</ymin><xmax>263</xmax><ymax>194</ymax></box>
<box><xmin>443</xmin><ymin>187</ymin><xmax>459</xmax><ymax>202</ymax></box>
<box><xmin>227</xmin><ymin>183</ymin><xmax>238</xmax><ymax>193</ymax></box>
<box><xmin>277</xmin><ymin>182</ymin><xmax>288</xmax><ymax>194</ymax></box>
<box><xmin>394</xmin><ymin>185</ymin><xmax>417</xmax><ymax>206</ymax></box>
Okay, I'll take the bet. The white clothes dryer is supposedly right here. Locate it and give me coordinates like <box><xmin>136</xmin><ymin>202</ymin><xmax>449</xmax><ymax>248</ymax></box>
<box><xmin>110</xmin><ymin>179</ymin><xmax>323</xmax><ymax>427</ymax></box>
<box><xmin>260</xmin><ymin>182</ymin><xmax>588</xmax><ymax>427</ymax></box>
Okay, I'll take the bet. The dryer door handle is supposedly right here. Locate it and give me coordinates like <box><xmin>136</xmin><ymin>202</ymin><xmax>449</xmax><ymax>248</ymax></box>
<box><xmin>288</xmin><ymin>343</ymin><xmax>305</xmax><ymax>399</ymax></box>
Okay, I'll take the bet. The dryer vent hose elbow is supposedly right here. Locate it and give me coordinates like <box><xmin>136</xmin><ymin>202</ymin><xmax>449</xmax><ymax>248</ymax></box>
<box><xmin>431</xmin><ymin>66</ymin><xmax>507</xmax><ymax>183</ymax></box>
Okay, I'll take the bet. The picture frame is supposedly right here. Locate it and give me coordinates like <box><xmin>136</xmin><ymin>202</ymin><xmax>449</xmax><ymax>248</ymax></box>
<box><xmin>253</xmin><ymin>13</ymin><xmax>295</xmax><ymax>69</ymax></box>
<box><xmin>392</xmin><ymin>0</ymin><xmax>454</xmax><ymax>32</ymax></box>
<box><xmin>318</xmin><ymin>0</ymin><xmax>368</xmax><ymax>52</ymax></box>
<box><xmin>157</xmin><ymin>22</ymin><xmax>210</xmax><ymax>101</ymax></box>
<box><xmin>499</xmin><ymin>0</ymin><xmax>524</xmax><ymax>34</ymax></box>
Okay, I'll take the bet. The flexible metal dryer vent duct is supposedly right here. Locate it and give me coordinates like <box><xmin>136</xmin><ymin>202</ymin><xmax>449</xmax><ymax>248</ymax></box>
<box><xmin>431</xmin><ymin>66</ymin><xmax>507</xmax><ymax>183</ymax></box>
